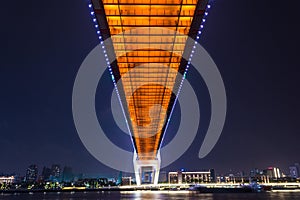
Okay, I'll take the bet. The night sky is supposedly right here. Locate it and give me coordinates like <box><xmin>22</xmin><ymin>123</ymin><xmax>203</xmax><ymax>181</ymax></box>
<box><xmin>1</xmin><ymin>0</ymin><xmax>300</xmax><ymax>176</ymax></box>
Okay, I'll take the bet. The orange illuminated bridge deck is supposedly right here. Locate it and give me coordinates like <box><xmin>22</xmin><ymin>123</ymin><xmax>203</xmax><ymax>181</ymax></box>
<box><xmin>91</xmin><ymin>0</ymin><xmax>208</xmax><ymax>160</ymax></box>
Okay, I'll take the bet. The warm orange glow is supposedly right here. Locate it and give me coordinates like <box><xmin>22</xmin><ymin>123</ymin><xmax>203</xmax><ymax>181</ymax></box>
<box><xmin>102</xmin><ymin>0</ymin><xmax>199</xmax><ymax>160</ymax></box>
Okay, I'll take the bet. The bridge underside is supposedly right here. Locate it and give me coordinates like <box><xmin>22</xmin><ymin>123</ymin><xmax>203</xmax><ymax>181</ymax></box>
<box><xmin>91</xmin><ymin>0</ymin><xmax>209</xmax><ymax>184</ymax></box>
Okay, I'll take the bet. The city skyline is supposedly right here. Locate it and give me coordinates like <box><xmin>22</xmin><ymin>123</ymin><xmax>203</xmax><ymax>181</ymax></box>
<box><xmin>1</xmin><ymin>0</ymin><xmax>300</xmax><ymax>176</ymax></box>
<box><xmin>2</xmin><ymin>162</ymin><xmax>300</xmax><ymax>185</ymax></box>
<box><xmin>2</xmin><ymin>162</ymin><xmax>299</xmax><ymax>194</ymax></box>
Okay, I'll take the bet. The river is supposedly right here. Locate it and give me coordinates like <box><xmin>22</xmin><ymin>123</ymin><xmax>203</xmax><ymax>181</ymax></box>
<box><xmin>1</xmin><ymin>190</ymin><xmax>300</xmax><ymax>200</ymax></box>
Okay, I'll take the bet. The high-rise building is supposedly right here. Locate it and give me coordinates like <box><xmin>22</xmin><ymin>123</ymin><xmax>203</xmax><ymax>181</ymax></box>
<box><xmin>41</xmin><ymin>166</ymin><xmax>51</xmax><ymax>181</ymax></box>
<box><xmin>263</xmin><ymin>167</ymin><xmax>282</xmax><ymax>179</ymax></box>
<box><xmin>90</xmin><ymin>0</ymin><xmax>210</xmax><ymax>185</ymax></box>
<box><xmin>289</xmin><ymin>163</ymin><xmax>300</xmax><ymax>179</ymax></box>
<box><xmin>249</xmin><ymin>168</ymin><xmax>262</xmax><ymax>178</ymax></box>
<box><xmin>62</xmin><ymin>166</ymin><xmax>73</xmax><ymax>182</ymax></box>
<box><xmin>25</xmin><ymin>164</ymin><xmax>38</xmax><ymax>183</ymax></box>
<box><xmin>50</xmin><ymin>164</ymin><xmax>61</xmax><ymax>181</ymax></box>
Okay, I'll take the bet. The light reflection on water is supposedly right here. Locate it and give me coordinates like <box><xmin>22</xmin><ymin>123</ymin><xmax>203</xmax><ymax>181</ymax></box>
<box><xmin>1</xmin><ymin>191</ymin><xmax>300</xmax><ymax>200</ymax></box>
<box><xmin>121</xmin><ymin>191</ymin><xmax>214</xmax><ymax>200</ymax></box>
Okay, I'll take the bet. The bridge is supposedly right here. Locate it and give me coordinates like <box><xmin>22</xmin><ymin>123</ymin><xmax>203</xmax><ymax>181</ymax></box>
<box><xmin>89</xmin><ymin>0</ymin><xmax>210</xmax><ymax>185</ymax></box>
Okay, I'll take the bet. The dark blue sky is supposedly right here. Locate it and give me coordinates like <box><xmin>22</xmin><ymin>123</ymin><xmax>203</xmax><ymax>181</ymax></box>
<box><xmin>1</xmin><ymin>0</ymin><xmax>300</xmax><ymax>176</ymax></box>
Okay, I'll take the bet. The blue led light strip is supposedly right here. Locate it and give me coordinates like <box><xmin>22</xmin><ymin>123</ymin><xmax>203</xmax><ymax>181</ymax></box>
<box><xmin>87</xmin><ymin>2</ymin><xmax>137</xmax><ymax>153</ymax></box>
<box><xmin>159</xmin><ymin>3</ymin><xmax>212</xmax><ymax>151</ymax></box>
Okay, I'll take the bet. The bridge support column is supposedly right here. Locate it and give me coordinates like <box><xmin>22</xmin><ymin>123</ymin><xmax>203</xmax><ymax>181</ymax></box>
<box><xmin>133</xmin><ymin>152</ymin><xmax>161</xmax><ymax>185</ymax></box>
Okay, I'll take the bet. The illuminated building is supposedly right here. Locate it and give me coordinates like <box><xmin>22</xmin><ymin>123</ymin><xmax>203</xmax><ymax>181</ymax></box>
<box><xmin>158</xmin><ymin>171</ymin><xmax>168</xmax><ymax>183</ymax></box>
<box><xmin>50</xmin><ymin>164</ymin><xmax>61</xmax><ymax>181</ymax></box>
<box><xmin>168</xmin><ymin>169</ymin><xmax>215</xmax><ymax>184</ymax></box>
<box><xmin>263</xmin><ymin>167</ymin><xmax>282</xmax><ymax>180</ymax></box>
<box><xmin>121</xmin><ymin>176</ymin><xmax>132</xmax><ymax>186</ymax></box>
<box><xmin>289</xmin><ymin>163</ymin><xmax>300</xmax><ymax>179</ymax></box>
<box><xmin>89</xmin><ymin>0</ymin><xmax>210</xmax><ymax>184</ymax></box>
<box><xmin>25</xmin><ymin>164</ymin><xmax>38</xmax><ymax>183</ymax></box>
<box><xmin>0</xmin><ymin>176</ymin><xmax>15</xmax><ymax>184</ymax></box>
